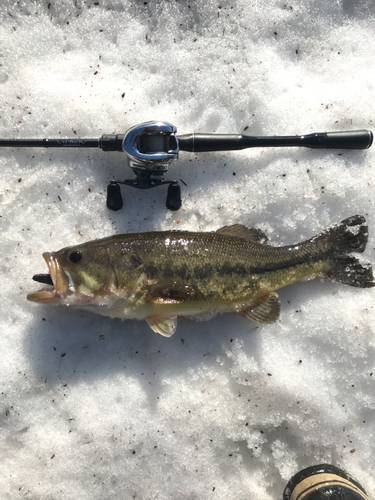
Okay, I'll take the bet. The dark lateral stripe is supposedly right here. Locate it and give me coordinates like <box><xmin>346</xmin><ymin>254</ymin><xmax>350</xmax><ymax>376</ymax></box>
<box><xmin>146</xmin><ymin>254</ymin><xmax>323</xmax><ymax>282</ymax></box>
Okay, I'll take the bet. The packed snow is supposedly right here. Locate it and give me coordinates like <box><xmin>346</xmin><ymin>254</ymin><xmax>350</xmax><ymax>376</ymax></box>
<box><xmin>1</xmin><ymin>1</ymin><xmax>374</xmax><ymax>499</ymax></box>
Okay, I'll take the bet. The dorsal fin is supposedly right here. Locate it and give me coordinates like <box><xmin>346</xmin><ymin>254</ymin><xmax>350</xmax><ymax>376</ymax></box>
<box><xmin>216</xmin><ymin>224</ymin><xmax>268</xmax><ymax>244</ymax></box>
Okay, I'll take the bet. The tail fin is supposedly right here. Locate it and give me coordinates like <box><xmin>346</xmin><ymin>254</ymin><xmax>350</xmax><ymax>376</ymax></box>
<box><xmin>316</xmin><ymin>215</ymin><xmax>374</xmax><ymax>288</ymax></box>
<box><xmin>327</xmin><ymin>255</ymin><xmax>374</xmax><ymax>288</ymax></box>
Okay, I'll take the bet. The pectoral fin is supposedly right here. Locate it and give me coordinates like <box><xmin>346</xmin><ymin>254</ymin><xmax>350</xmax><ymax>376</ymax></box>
<box><xmin>146</xmin><ymin>315</ymin><xmax>178</xmax><ymax>337</ymax></box>
<box><xmin>238</xmin><ymin>292</ymin><xmax>280</xmax><ymax>324</ymax></box>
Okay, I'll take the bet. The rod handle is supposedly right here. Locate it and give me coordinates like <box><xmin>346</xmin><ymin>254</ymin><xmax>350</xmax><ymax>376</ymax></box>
<box><xmin>178</xmin><ymin>129</ymin><xmax>373</xmax><ymax>152</ymax></box>
<box><xmin>304</xmin><ymin>130</ymin><xmax>373</xmax><ymax>149</ymax></box>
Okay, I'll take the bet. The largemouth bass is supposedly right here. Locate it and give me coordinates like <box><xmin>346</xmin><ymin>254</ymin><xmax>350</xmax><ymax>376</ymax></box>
<box><xmin>28</xmin><ymin>215</ymin><xmax>374</xmax><ymax>336</ymax></box>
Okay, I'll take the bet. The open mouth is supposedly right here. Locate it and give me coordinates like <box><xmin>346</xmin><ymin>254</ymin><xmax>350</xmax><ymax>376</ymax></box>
<box><xmin>27</xmin><ymin>253</ymin><xmax>70</xmax><ymax>304</ymax></box>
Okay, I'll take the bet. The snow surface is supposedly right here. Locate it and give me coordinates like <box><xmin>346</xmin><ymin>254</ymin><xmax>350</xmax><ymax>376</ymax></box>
<box><xmin>1</xmin><ymin>1</ymin><xmax>375</xmax><ymax>499</ymax></box>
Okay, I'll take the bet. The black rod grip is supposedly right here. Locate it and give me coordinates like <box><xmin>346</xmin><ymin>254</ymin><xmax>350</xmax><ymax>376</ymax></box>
<box><xmin>177</xmin><ymin>134</ymin><xmax>245</xmax><ymax>152</ymax></box>
<box><xmin>178</xmin><ymin>130</ymin><xmax>373</xmax><ymax>152</ymax></box>
<box><xmin>305</xmin><ymin>130</ymin><xmax>373</xmax><ymax>149</ymax></box>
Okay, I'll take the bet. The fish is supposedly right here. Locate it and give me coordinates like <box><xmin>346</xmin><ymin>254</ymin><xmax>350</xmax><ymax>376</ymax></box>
<box><xmin>28</xmin><ymin>215</ymin><xmax>374</xmax><ymax>336</ymax></box>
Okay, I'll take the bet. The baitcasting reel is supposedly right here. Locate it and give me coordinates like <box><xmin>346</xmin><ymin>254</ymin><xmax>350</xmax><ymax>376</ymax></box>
<box><xmin>107</xmin><ymin>121</ymin><xmax>181</xmax><ymax>211</ymax></box>
<box><xmin>0</xmin><ymin>121</ymin><xmax>372</xmax><ymax>211</ymax></box>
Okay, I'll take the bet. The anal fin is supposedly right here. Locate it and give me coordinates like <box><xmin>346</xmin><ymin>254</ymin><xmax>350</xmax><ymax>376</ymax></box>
<box><xmin>238</xmin><ymin>292</ymin><xmax>280</xmax><ymax>324</ymax></box>
<box><xmin>146</xmin><ymin>315</ymin><xmax>178</xmax><ymax>337</ymax></box>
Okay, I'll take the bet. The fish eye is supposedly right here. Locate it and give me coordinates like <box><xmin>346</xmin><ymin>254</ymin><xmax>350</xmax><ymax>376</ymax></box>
<box><xmin>68</xmin><ymin>251</ymin><xmax>82</xmax><ymax>263</ymax></box>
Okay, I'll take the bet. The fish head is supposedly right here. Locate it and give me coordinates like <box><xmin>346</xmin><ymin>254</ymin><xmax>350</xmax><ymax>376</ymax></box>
<box><xmin>27</xmin><ymin>242</ymin><xmax>121</xmax><ymax>306</ymax></box>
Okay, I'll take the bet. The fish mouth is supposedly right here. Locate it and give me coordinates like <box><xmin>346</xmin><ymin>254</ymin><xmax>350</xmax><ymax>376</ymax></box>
<box><xmin>27</xmin><ymin>253</ymin><xmax>71</xmax><ymax>304</ymax></box>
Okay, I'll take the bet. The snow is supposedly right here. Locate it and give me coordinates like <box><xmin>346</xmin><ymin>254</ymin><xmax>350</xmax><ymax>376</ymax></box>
<box><xmin>1</xmin><ymin>1</ymin><xmax>375</xmax><ymax>499</ymax></box>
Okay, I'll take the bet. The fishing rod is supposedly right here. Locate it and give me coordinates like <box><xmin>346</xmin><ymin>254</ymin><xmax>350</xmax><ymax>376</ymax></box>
<box><xmin>1</xmin><ymin>121</ymin><xmax>372</xmax><ymax>211</ymax></box>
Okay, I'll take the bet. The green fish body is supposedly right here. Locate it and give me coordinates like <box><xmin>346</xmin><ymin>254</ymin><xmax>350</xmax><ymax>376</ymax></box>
<box><xmin>28</xmin><ymin>215</ymin><xmax>374</xmax><ymax>336</ymax></box>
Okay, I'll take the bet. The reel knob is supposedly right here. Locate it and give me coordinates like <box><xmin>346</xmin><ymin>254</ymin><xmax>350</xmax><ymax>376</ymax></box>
<box><xmin>106</xmin><ymin>182</ymin><xmax>123</xmax><ymax>211</ymax></box>
<box><xmin>166</xmin><ymin>183</ymin><xmax>182</xmax><ymax>211</ymax></box>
